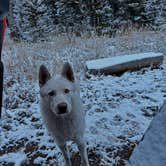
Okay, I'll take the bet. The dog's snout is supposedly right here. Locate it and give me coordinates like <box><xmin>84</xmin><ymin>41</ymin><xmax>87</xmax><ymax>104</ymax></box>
<box><xmin>57</xmin><ymin>102</ymin><xmax>67</xmax><ymax>114</ymax></box>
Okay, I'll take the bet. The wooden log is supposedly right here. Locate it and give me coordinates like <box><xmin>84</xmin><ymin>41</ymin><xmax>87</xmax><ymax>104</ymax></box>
<box><xmin>86</xmin><ymin>52</ymin><xmax>164</xmax><ymax>75</ymax></box>
<box><xmin>127</xmin><ymin>101</ymin><xmax>166</xmax><ymax>166</ymax></box>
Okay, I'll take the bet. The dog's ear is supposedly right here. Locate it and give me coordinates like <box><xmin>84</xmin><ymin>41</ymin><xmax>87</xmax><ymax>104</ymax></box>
<box><xmin>62</xmin><ymin>62</ymin><xmax>75</xmax><ymax>82</ymax></box>
<box><xmin>39</xmin><ymin>65</ymin><xmax>51</xmax><ymax>87</ymax></box>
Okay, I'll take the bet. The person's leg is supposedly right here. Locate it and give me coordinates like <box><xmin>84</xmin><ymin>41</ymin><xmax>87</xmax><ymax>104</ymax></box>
<box><xmin>0</xmin><ymin>0</ymin><xmax>9</xmax><ymax>20</ymax></box>
<box><xmin>0</xmin><ymin>0</ymin><xmax>9</xmax><ymax>118</ymax></box>
<box><xmin>0</xmin><ymin>19</ymin><xmax>4</xmax><ymax>118</ymax></box>
<box><xmin>0</xmin><ymin>19</ymin><xmax>2</xmax><ymax>52</ymax></box>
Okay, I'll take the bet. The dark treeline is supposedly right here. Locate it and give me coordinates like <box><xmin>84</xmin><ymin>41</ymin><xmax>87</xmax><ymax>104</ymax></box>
<box><xmin>8</xmin><ymin>0</ymin><xmax>166</xmax><ymax>41</ymax></box>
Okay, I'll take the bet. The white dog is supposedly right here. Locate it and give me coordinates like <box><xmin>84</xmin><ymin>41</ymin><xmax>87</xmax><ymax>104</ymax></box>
<box><xmin>39</xmin><ymin>63</ymin><xmax>89</xmax><ymax>166</ymax></box>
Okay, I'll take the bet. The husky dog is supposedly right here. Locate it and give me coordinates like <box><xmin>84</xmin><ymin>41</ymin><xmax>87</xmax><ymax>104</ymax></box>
<box><xmin>39</xmin><ymin>63</ymin><xmax>89</xmax><ymax>166</ymax></box>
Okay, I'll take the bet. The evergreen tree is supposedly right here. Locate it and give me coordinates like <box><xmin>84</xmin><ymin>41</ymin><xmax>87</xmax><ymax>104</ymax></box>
<box><xmin>109</xmin><ymin>0</ymin><xmax>146</xmax><ymax>26</ymax></box>
<box><xmin>145</xmin><ymin>0</ymin><xmax>166</xmax><ymax>28</ymax></box>
<box><xmin>9</xmin><ymin>0</ymin><xmax>166</xmax><ymax>41</ymax></box>
<box><xmin>13</xmin><ymin>0</ymin><xmax>53</xmax><ymax>41</ymax></box>
<box><xmin>8</xmin><ymin>0</ymin><xmax>21</xmax><ymax>40</ymax></box>
<box><xmin>80</xmin><ymin>0</ymin><xmax>113</xmax><ymax>34</ymax></box>
<box><xmin>55</xmin><ymin>0</ymin><xmax>84</xmax><ymax>33</ymax></box>
<box><xmin>43</xmin><ymin>0</ymin><xmax>58</xmax><ymax>27</ymax></box>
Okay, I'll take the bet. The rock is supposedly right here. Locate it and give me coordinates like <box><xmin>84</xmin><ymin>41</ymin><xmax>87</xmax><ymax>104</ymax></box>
<box><xmin>127</xmin><ymin>101</ymin><xmax>166</xmax><ymax>166</ymax></box>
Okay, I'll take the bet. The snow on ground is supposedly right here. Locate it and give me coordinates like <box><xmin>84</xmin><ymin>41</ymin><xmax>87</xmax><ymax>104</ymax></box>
<box><xmin>1</xmin><ymin>63</ymin><xmax>166</xmax><ymax>166</ymax></box>
<box><xmin>0</xmin><ymin>31</ymin><xmax>166</xmax><ymax>166</ymax></box>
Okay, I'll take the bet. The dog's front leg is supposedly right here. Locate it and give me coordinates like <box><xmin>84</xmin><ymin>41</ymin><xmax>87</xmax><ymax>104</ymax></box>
<box><xmin>59</xmin><ymin>144</ymin><xmax>71</xmax><ymax>166</ymax></box>
<box><xmin>76</xmin><ymin>140</ymin><xmax>89</xmax><ymax>166</ymax></box>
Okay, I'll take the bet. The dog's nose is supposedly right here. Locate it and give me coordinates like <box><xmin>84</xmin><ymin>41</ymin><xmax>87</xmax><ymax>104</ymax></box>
<box><xmin>57</xmin><ymin>103</ymin><xmax>67</xmax><ymax>114</ymax></box>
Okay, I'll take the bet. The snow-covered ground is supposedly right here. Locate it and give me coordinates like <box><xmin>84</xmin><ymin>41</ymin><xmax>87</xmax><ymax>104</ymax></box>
<box><xmin>0</xmin><ymin>31</ymin><xmax>166</xmax><ymax>166</ymax></box>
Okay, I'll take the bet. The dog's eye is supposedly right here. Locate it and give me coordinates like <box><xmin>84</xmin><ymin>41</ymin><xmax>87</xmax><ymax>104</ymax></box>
<box><xmin>64</xmin><ymin>89</ymin><xmax>70</xmax><ymax>94</ymax></box>
<box><xmin>48</xmin><ymin>90</ymin><xmax>55</xmax><ymax>96</ymax></box>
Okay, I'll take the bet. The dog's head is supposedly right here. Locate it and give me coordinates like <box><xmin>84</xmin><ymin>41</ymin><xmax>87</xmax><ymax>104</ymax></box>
<box><xmin>39</xmin><ymin>63</ymin><xmax>76</xmax><ymax>116</ymax></box>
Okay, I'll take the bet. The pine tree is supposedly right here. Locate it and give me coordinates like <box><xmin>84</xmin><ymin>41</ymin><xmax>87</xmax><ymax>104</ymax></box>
<box><xmin>80</xmin><ymin>0</ymin><xmax>113</xmax><ymax>34</ymax></box>
<box><xmin>13</xmin><ymin>0</ymin><xmax>53</xmax><ymax>41</ymax></box>
<box><xmin>145</xmin><ymin>0</ymin><xmax>166</xmax><ymax>28</ymax></box>
<box><xmin>43</xmin><ymin>0</ymin><xmax>58</xmax><ymax>28</ymax></box>
<box><xmin>108</xmin><ymin>0</ymin><xmax>146</xmax><ymax>26</ymax></box>
<box><xmin>8</xmin><ymin>0</ymin><xmax>21</xmax><ymax>40</ymax></box>
<box><xmin>55</xmin><ymin>0</ymin><xmax>84</xmax><ymax>33</ymax></box>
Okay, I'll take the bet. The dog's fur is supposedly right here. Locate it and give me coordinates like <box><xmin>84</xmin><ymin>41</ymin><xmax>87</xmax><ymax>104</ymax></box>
<box><xmin>39</xmin><ymin>63</ymin><xmax>89</xmax><ymax>166</ymax></box>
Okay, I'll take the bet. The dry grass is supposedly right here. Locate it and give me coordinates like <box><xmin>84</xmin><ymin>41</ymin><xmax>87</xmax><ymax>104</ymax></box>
<box><xmin>2</xmin><ymin>30</ymin><xmax>166</xmax><ymax>80</ymax></box>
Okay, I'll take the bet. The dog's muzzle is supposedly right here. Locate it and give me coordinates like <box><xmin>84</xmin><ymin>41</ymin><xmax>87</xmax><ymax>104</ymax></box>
<box><xmin>57</xmin><ymin>102</ymin><xmax>67</xmax><ymax>114</ymax></box>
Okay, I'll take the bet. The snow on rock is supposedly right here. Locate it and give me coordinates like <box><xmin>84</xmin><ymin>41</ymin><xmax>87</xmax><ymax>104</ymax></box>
<box><xmin>86</xmin><ymin>52</ymin><xmax>164</xmax><ymax>75</ymax></box>
<box><xmin>127</xmin><ymin>101</ymin><xmax>166</xmax><ymax>166</ymax></box>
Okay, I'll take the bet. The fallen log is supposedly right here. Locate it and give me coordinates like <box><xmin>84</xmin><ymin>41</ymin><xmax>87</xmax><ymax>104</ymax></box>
<box><xmin>86</xmin><ymin>52</ymin><xmax>164</xmax><ymax>75</ymax></box>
